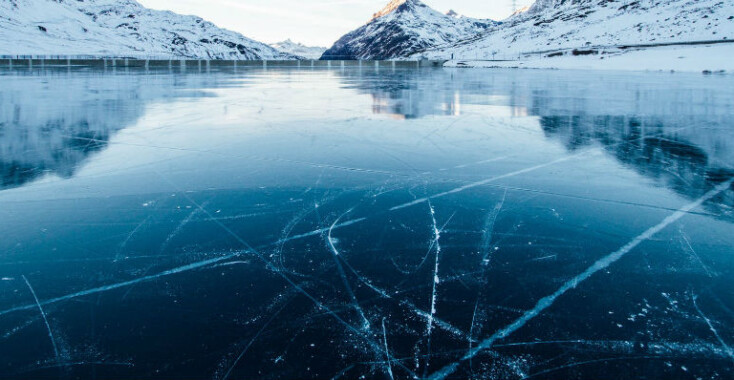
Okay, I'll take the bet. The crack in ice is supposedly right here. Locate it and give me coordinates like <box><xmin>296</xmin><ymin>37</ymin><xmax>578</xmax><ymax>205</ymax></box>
<box><xmin>220</xmin><ymin>301</ymin><xmax>290</xmax><ymax>380</ymax></box>
<box><xmin>1</xmin><ymin>254</ymin><xmax>246</xmax><ymax>317</ymax></box>
<box><xmin>428</xmin><ymin>178</ymin><xmax>734</xmax><ymax>380</ymax></box>
<box><xmin>481</xmin><ymin>189</ymin><xmax>507</xmax><ymax>265</ymax></box>
<box><xmin>22</xmin><ymin>275</ymin><xmax>60</xmax><ymax>363</ymax></box>
<box><xmin>382</xmin><ymin>318</ymin><xmax>395</xmax><ymax>380</ymax></box>
<box><xmin>391</xmin><ymin>151</ymin><xmax>596</xmax><ymax>212</ymax></box>
<box><xmin>159</xmin><ymin>201</ymin><xmax>210</xmax><ymax>255</ymax></box>
<box><xmin>424</xmin><ymin>201</ymin><xmax>442</xmax><ymax>376</ymax></box>
<box><xmin>327</xmin><ymin>209</ymin><xmax>371</xmax><ymax>332</ymax></box>
<box><xmin>692</xmin><ymin>294</ymin><xmax>734</xmax><ymax>363</ymax></box>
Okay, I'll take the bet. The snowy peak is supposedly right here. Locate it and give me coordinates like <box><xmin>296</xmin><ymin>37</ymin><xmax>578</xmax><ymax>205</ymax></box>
<box><xmin>323</xmin><ymin>0</ymin><xmax>496</xmax><ymax>60</ymax></box>
<box><xmin>510</xmin><ymin>6</ymin><xmax>531</xmax><ymax>17</ymax></box>
<box><xmin>371</xmin><ymin>0</ymin><xmax>424</xmax><ymax>20</ymax></box>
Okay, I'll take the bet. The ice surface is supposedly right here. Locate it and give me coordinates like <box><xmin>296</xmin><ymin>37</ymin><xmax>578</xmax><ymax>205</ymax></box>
<box><xmin>0</xmin><ymin>65</ymin><xmax>733</xmax><ymax>380</ymax></box>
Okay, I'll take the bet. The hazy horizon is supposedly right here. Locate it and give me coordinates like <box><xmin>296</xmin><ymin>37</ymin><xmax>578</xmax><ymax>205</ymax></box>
<box><xmin>136</xmin><ymin>0</ymin><xmax>533</xmax><ymax>47</ymax></box>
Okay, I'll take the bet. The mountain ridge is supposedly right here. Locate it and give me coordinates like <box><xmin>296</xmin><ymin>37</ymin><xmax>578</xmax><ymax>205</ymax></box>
<box><xmin>0</xmin><ymin>0</ymin><xmax>295</xmax><ymax>59</ymax></box>
<box><xmin>321</xmin><ymin>0</ymin><xmax>496</xmax><ymax>60</ymax></box>
<box><xmin>415</xmin><ymin>0</ymin><xmax>734</xmax><ymax>60</ymax></box>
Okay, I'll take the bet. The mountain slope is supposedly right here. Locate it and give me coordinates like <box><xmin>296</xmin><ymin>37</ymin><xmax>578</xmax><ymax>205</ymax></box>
<box><xmin>321</xmin><ymin>0</ymin><xmax>496</xmax><ymax>60</ymax></box>
<box><xmin>270</xmin><ymin>39</ymin><xmax>327</xmax><ymax>60</ymax></box>
<box><xmin>416</xmin><ymin>0</ymin><xmax>734</xmax><ymax>60</ymax></box>
<box><xmin>0</xmin><ymin>0</ymin><xmax>294</xmax><ymax>59</ymax></box>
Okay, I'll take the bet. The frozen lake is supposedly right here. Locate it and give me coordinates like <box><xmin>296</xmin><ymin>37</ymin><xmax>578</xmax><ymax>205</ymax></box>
<box><xmin>0</xmin><ymin>66</ymin><xmax>733</xmax><ymax>380</ymax></box>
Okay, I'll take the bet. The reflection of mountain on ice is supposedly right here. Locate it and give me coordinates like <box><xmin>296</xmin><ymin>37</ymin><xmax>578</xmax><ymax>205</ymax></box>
<box><xmin>336</xmin><ymin>70</ymin><xmax>465</xmax><ymax>119</ymax></box>
<box><xmin>0</xmin><ymin>72</ymin><xmax>217</xmax><ymax>191</ymax></box>
<box><xmin>540</xmin><ymin>114</ymin><xmax>734</xmax><ymax>211</ymax></box>
<box><xmin>527</xmin><ymin>76</ymin><xmax>734</xmax><ymax>190</ymax></box>
<box><xmin>339</xmin><ymin>69</ymin><xmax>733</xmax><ymax>206</ymax></box>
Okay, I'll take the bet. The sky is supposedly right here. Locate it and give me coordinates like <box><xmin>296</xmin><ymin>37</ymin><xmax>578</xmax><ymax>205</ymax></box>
<box><xmin>136</xmin><ymin>0</ymin><xmax>534</xmax><ymax>47</ymax></box>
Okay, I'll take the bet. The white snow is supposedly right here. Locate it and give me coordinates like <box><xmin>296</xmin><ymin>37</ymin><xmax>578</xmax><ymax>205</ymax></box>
<box><xmin>0</xmin><ymin>0</ymin><xmax>293</xmax><ymax>59</ymax></box>
<box><xmin>415</xmin><ymin>0</ymin><xmax>734</xmax><ymax>72</ymax></box>
<box><xmin>446</xmin><ymin>43</ymin><xmax>734</xmax><ymax>72</ymax></box>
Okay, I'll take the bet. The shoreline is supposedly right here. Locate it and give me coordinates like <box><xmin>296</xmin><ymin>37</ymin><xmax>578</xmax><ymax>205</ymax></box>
<box><xmin>442</xmin><ymin>43</ymin><xmax>734</xmax><ymax>74</ymax></box>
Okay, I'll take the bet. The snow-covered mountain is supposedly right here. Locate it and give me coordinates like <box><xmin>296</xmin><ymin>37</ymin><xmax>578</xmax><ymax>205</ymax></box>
<box><xmin>321</xmin><ymin>0</ymin><xmax>496</xmax><ymax>60</ymax></box>
<box><xmin>416</xmin><ymin>0</ymin><xmax>734</xmax><ymax>60</ymax></box>
<box><xmin>270</xmin><ymin>39</ymin><xmax>327</xmax><ymax>60</ymax></box>
<box><xmin>0</xmin><ymin>0</ymin><xmax>294</xmax><ymax>59</ymax></box>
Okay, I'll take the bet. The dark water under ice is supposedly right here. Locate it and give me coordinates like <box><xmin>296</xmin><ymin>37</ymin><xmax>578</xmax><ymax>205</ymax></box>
<box><xmin>0</xmin><ymin>66</ymin><xmax>733</xmax><ymax>380</ymax></box>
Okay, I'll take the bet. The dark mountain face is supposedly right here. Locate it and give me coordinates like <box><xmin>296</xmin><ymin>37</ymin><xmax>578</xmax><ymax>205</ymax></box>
<box><xmin>321</xmin><ymin>0</ymin><xmax>495</xmax><ymax>60</ymax></box>
<box><xmin>323</xmin><ymin>23</ymin><xmax>424</xmax><ymax>60</ymax></box>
